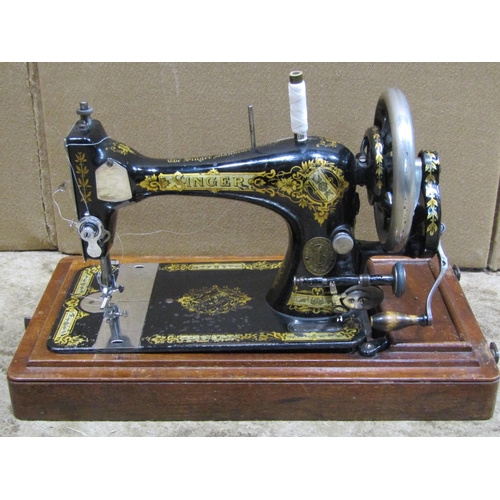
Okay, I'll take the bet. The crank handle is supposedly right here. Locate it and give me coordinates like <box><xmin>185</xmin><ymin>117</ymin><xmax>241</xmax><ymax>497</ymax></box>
<box><xmin>371</xmin><ymin>311</ymin><xmax>428</xmax><ymax>332</ymax></box>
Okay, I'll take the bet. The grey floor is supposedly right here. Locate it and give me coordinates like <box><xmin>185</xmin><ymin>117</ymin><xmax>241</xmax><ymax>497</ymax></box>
<box><xmin>1</xmin><ymin>251</ymin><xmax>500</xmax><ymax>437</ymax></box>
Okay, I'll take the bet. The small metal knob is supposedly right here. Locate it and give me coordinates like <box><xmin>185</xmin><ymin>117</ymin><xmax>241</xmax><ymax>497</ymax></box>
<box><xmin>332</xmin><ymin>231</ymin><xmax>354</xmax><ymax>255</ymax></box>
<box><xmin>392</xmin><ymin>262</ymin><xmax>406</xmax><ymax>298</ymax></box>
<box><xmin>77</xmin><ymin>101</ymin><xmax>93</xmax><ymax>118</ymax></box>
<box><xmin>77</xmin><ymin>102</ymin><xmax>93</xmax><ymax>129</ymax></box>
<box><xmin>79</xmin><ymin>222</ymin><xmax>98</xmax><ymax>241</ymax></box>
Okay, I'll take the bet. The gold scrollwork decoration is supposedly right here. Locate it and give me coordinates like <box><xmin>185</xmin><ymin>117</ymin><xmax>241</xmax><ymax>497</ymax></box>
<box><xmin>249</xmin><ymin>158</ymin><xmax>349</xmax><ymax>225</ymax></box>
<box><xmin>138</xmin><ymin>158</ymin><xmax>349</xmax><ymax>225</ymax></box>
<box><xmin>161</xmin><ymin>261</ymin><xmax>282</xmax><ymax>272</ymax></box>
<box><xmin>177</xmin><ymin>284</ymin><xmax>252</xmax><ymax>315</ymax></box>
<box><xmin>316</xmin><ymin>138</ymin><xmax>338</xmax><ymax>148</ymax></box>
<box><xmin>105</xmin><ymin>142</ymin><xmax>136</xmax><ymax>156</ymax></box>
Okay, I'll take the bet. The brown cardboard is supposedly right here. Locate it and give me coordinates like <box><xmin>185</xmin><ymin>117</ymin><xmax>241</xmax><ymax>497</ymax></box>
<box><xmin>487</xmin><ymin>189</ymin><xmax>500</xmax><ymax>270</ymax></box>
<box><xmin>0</xmin><ymin>63</ymin><xmax>56</xmax><ymax>251</ymax></box>
<box><xmin>5</xmin><ymin>62</ymin><xmax>500</xmax><ymax>269</ymax></box>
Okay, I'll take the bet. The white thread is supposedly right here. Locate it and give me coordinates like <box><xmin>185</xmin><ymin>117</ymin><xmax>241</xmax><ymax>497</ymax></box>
<box><xmin>52</xmin><ymin>183</ymin><xmax>79</xmax><ymax>230</ymax></box>
<box><xmin>95</xmin><ymin>222</ymin><xmax>229</xmax><ymax>262</ymax></box>
<box><xmin>288</xmin><ymin>80</ymin><xmax>308</xmax><ymax>135</ymax></box>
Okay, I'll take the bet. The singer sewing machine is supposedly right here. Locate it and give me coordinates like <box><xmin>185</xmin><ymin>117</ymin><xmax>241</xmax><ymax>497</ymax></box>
<box><xmin>8</xmin><ymin>71</ymin><xmax>499</xmax><ymax>421</ymax></box>
<box><xmin>52</xmin><ymin>71</ymin><xmax>447</xmax><ymax>356</ymax></box>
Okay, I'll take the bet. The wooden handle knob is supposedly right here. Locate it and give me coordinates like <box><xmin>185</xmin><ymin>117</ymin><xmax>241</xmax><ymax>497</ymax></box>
<box><xmin>371</xmin><ymin>311</ymin><xmax>427</xmax><ymax>332</ymax></box>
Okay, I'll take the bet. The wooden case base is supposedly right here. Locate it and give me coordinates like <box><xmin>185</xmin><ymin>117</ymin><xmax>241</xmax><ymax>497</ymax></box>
<box><xmin>8</xmin><ymin>255</ymin><xmax>499</xmax><ymax>421</ymax></box>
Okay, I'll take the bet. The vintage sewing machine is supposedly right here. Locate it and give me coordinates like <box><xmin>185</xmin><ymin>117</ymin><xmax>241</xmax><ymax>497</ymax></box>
<box><xmin>54</xmin><ymin>71</ymin><xmax>447</xmax><ymax>357</ymax></box>
<box><xmin>8</xmin><ymin>71</ymin><xmax>499</xmax><ymax>420</ymax></box>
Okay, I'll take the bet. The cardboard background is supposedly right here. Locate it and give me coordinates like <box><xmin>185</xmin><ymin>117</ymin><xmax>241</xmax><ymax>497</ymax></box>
<box><xmin>2</xmin><ymin>62</ymin><xmax>500</xmax><ymax>269</ymax></box>
<box><xmin>0</xmin><ymin>63</ymin><xmax>56</xmax><ymax>251</ymax></box>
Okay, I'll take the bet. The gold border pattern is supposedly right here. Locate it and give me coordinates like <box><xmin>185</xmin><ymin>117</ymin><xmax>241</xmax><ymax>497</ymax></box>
<box><xmin>52</xmin><ymin>266</ymin><xmax>100</xmax><ymax>346</ymax></box>
<box><xmin>161</xmin><ymin>261</ymin><xmax>282</xmax><ymax>272</ymax></box>
<box><xmin>144</xmin><ymin>317</ymin><xmax>360</xmax><ymax>345</ymax></box>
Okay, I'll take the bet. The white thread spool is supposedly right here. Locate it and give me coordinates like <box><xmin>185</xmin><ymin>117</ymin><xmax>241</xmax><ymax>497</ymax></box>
<box><xmin>288</xmin><ymin>71</ymin><xmax>308</xmax><ymax>142</ymax></box>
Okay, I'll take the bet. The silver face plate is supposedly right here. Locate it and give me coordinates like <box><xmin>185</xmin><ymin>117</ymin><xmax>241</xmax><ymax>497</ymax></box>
<box><xmin>93</xmin><ymin>263</ymin><xmax>159</xmax><ymax>348</ymax></box>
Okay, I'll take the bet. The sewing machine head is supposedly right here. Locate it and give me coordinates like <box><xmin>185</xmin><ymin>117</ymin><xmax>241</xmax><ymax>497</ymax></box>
<box><xmin>60</xmin><ymin>71</ymin><xmax>447</xmax><ymax>356</ymax></box>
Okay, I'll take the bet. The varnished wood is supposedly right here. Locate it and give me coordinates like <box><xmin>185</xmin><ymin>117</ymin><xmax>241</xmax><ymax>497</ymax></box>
<box><xmin>7</xmin><ymin>256</ymin><xmax>499</xmax><ymax>420</ymax></box>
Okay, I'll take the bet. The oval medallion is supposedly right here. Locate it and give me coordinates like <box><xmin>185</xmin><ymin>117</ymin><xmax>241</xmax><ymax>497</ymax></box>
<box><xmin>303</xmin><ymin>237</ymin><xmax>335</xmax><ymax>276</ymax></box>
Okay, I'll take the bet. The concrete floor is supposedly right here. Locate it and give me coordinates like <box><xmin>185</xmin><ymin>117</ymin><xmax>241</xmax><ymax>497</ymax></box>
<box><xmin>1</xmin><ymin>251</ymin><xmax>500</xmax><ymax>437</ymax></box>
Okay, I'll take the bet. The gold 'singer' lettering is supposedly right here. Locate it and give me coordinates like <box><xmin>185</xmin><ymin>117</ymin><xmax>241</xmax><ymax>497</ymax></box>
<box><xmin>140</xmin><ymin>170</ymin><xmax>255</xmax><ymax>193</ymax></box>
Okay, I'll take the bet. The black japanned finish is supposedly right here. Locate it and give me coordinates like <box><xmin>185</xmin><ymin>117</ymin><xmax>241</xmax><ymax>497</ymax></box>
<box><xmin>66</xmin><ymin>116</ymin><xmax>364</xmax><ymax>320</ymax></box>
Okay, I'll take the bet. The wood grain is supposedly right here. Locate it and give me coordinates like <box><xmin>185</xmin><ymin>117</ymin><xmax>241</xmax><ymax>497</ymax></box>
<box><xmin>8</xmin><ymin>256</ymin><xmax>499</xmax><ymax>420</ymax></box>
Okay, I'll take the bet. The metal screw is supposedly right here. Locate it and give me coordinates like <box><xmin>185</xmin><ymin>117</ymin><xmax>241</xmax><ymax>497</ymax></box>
<box><xmin>490</xmin><ymin>342</ymin><xmax>499</xmax><ymax>364</ymax></box>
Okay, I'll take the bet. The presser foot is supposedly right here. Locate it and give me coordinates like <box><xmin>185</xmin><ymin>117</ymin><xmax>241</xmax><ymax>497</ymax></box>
<box><xmin>103</xmin><ymin>302</ymin><xmax>130</xmax><ymax>345</ymax></box>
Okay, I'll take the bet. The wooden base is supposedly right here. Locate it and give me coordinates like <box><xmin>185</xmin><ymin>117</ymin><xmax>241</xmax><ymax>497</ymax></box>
<box><xmin>8</xmin><ymin>255</ymin><xmax>499</xmax><ymax>420</ymax></box>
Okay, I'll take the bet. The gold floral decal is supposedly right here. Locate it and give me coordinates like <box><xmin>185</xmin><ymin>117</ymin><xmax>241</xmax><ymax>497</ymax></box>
<box><xmin>138</xmin><ymin>159</ymin><xmax>349</xmax><ymax>226</ymax></box>
<box><xmin>422</xmin><ymin>151</ymin><xmax>440</xmax><ymax>236</ymax></box>
<box><xmin>74</xmin><ymin>152</ymin><xmax>92</xmax><ymax>203</ymax></box>
<box><xmin>177</xmin><ymin>285</ymin><xmax>252</xmax><ymax>315</ymax></box>
<box><xmin>371</xmin><ymin>127</ymin><xmax>384</xmax><ymax>191</ymax></box>
<box><xmin>316</xmin><ymin>138</ymin><xmax>338</xmax><ymax>148</ymax></box>
<box><xmin>106</xmin><ymin>142</ymin><xmax>136</xmax><ymax>156</ymax></box>
<box><xmin>161</xmin><ymin>261</ymin><xmax>282</xmax><ymax>272</ymax></box>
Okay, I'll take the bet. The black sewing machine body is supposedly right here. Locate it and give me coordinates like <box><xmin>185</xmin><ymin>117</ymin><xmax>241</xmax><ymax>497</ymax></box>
<box><xmin>66</xmin><ymin>122</ymin><xmax>364</xmax><ymax>306</ymax></box>
<box><xmin>54</xmin><ymin>75</ymin><xmax>445</xmax><ymax>356</ymax></box>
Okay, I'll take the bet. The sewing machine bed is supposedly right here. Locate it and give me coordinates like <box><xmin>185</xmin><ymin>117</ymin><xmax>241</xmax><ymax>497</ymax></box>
<box><xmin>45</xmin><ymin>258</ymin><xmax>367</xmax><ymax>354</ymax></box>
<box><xmin>8</xmin><ymin>255</ymin><xmax>499</xmax><ymax>420</ymax></box>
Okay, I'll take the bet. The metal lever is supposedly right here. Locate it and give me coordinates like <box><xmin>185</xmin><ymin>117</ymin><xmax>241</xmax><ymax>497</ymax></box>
<box><xmin>425</xmin><ymin>241</ymin><xmax>449</xmax><ymax>326</ymax></box>
<box><xmin>296</xmin><ymin>262</ymin><xmax>406</xmax><ymax>298</ymax></box>
<box><xmin>370</xmin><ymin>241</ymin><xmax>449</xmax><ymax>332</ymax></box>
